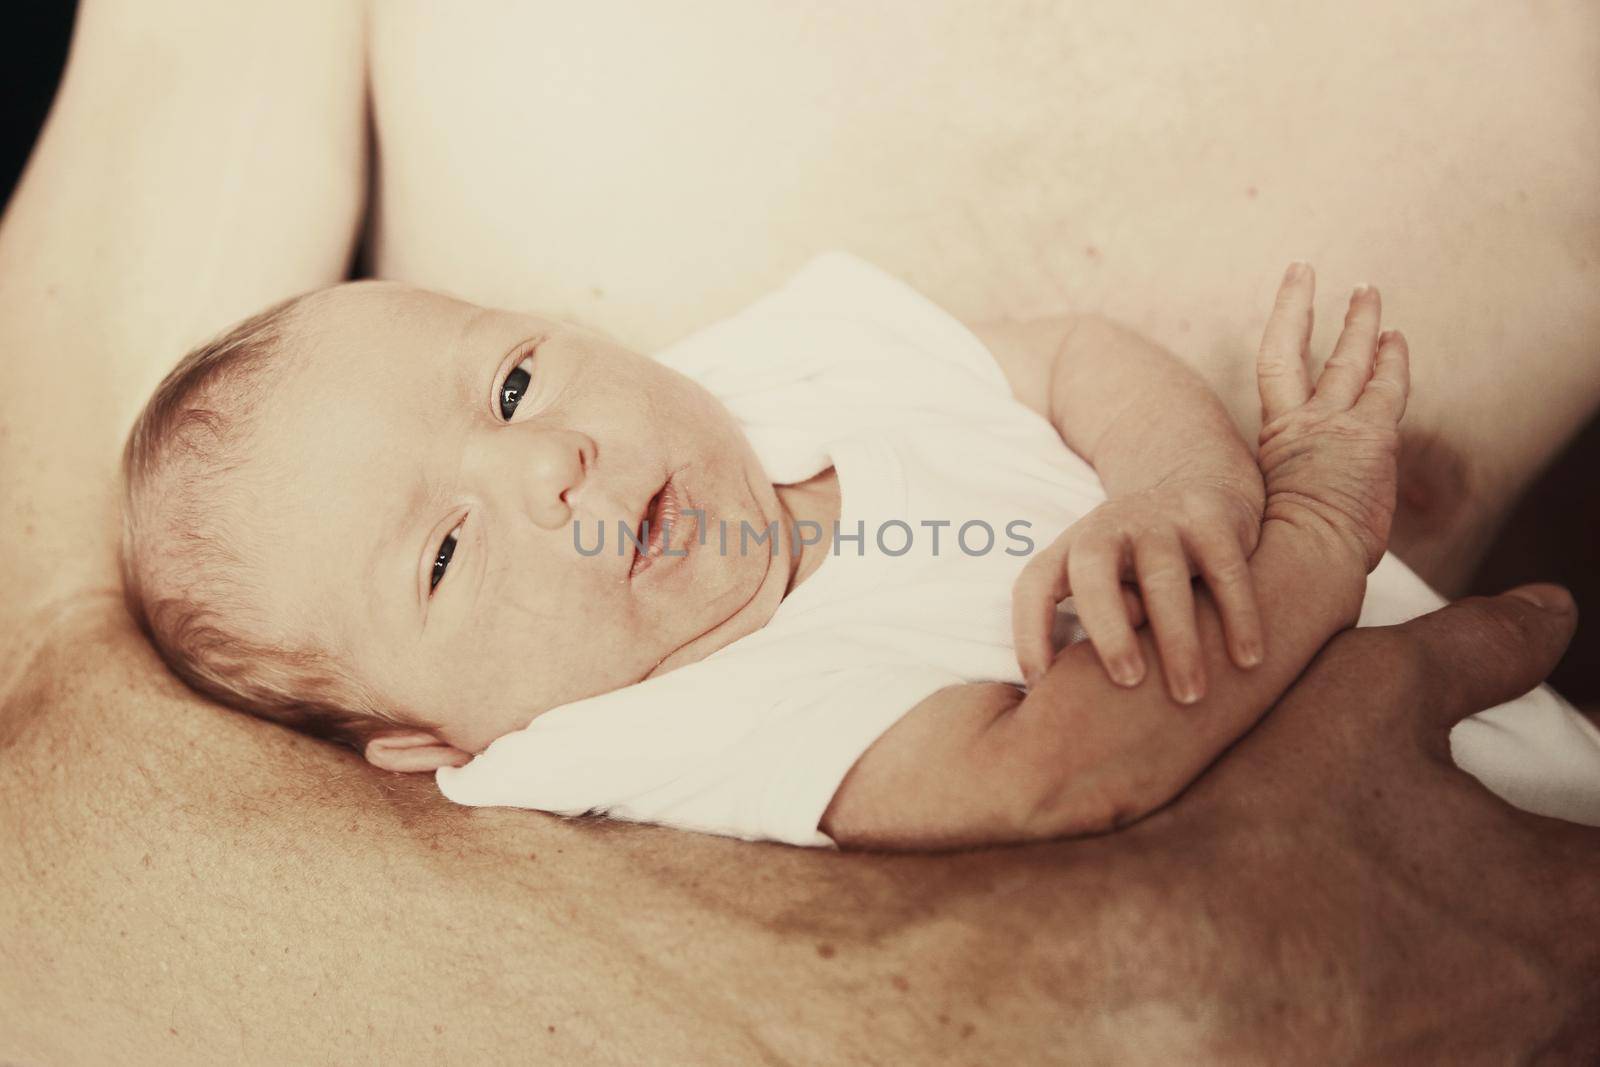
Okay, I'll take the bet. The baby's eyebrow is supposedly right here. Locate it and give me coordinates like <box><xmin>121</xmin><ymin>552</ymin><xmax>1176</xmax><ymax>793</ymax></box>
<box><xmin>363</xmin><ymin>397</ymin><xmax>464</xmax><ymax>628</ymax></box>
<box><xmin>455</xmin><ymin>307</ymin><xmax>497</xmax><ymax>404</ymax></box>
<box><xmin>363</xmin><ymin>485</ymin><xmax>420</xmax><ymax>625</ymax></box>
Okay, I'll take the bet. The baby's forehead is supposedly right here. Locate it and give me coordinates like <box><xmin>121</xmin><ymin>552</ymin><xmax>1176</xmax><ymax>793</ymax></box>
<box><xmin>245</xmin><ymin>282</ymin><xmax>495</xmax><ymax>474</ymax></box>
<box><xmin>275</xmin><ymin>282</ymin><xmax>479</xmax><ymax>387</ymax></box>
<box><xmin>295</xmin><ymin>280</ymin><xmax>471</xmax><ymax>337</ymax></box>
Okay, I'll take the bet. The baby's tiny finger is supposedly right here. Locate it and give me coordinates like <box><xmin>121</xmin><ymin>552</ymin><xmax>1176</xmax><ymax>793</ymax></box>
<box><xmin>1257</xmin><ymin>262</ymin><xmax>1316</xmax><ymax>424</ymax></box>
<box><xmin>1314</xmin><ymin>285</ymin><xmax>1382</xmax><ymax>410</ymax></box>
<box><xmin>1192</xmin><ymin>533</ymin><xmax>1263</xmax><ymax>669</ymax></box>
<box><xmin>1067</xmin><ymin>534</ymin><xmax>1145</xmax><ymax>687</ymax></box>
<box><xmin>1134</xmin><ymin>534</ymin><xmax>1205</xmax><ymax>704</ymax></box>
<box><xmin>1353</xmin><ymin>329</ymin><xmax>1411</xmax><ymax>425</ymax></box>
<box><xmin>1012</xmin><ymin>553</ymin><xmax>1069</xmax><ymax>686</ymax></box>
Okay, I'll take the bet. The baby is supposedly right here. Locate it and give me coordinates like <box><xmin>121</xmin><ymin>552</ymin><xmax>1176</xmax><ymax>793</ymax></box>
<box><xmin>120</xmin><ymin>254</ymin><xmax>1411</xmax><ymax>849</ymax></box>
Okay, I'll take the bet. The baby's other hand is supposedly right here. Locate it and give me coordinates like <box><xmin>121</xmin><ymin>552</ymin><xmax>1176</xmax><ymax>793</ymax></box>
<box><xmin>1011</xmin><ymin>476</ymin><xmax>1265</xmax><ymax>704</ymax></box>
<box><xmin>1255</xmin><ymin>264</ymin><xmax>1410</xmax><ymax>573</ymax></box>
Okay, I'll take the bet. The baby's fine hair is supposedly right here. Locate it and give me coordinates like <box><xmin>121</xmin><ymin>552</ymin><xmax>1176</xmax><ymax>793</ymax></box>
<box><xmin>119</xmin><ymin>293</ymin><xmax>388</xmax><ymax>752</ymax></box>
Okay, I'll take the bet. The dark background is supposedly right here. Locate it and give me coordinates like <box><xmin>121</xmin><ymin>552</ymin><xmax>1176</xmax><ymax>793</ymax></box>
<box><xmin>4</xmin><ymin>2</ymin><xmax>1594</xmax><ymax>706</ymax></box>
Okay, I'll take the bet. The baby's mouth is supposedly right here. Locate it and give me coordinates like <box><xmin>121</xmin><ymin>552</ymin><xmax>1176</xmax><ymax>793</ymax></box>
<box><xmin>629</xmin><ymin>471</ymin><xmax>688</xmax><ymax>580</ymax></box>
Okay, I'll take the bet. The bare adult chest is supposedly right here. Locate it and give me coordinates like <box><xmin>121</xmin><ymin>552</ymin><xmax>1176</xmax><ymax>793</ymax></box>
<box><xmin>367</xmin><ymin>2</ymin><xmax>1275</xmax><ymax>350</ymax></box>
<box><xmin>366</xmin><ymin>0</ymin><xmax>1587</xmax><ymax>380</ymax></box>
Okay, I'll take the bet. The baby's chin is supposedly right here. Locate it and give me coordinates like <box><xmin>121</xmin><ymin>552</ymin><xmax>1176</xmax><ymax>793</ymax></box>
<box><xmin>637</xmin><ymin>491</ymin><xmax>790</xmax><ymax>681</ymax></box>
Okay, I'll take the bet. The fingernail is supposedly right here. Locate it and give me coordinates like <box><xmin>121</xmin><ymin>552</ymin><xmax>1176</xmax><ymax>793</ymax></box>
<box><xmin>1285</xmin><ymin>261</ymin><xmax>1308</xmax><ymax>281</ymax></box>
<box><xmin>1506</xmin><ymin>585</ymin><xmax>1576</xmax><ymax>614</ymax></box>
<box><xmin>1174</xmin><ymin>678</ymin><xmax>1203</xmax><ymax>705</ymax></box>
<box><xmin>1111</xmin><ymin>657</ymin><xmax>1143</xmax><ymax>687</ymax></box>
<box><xmin>1239</xmin><ymin>642</ymin><xmax>1263</xmax><ymax>667</ymax></box>
<box><xmin>1352</xmin><ymin>283</ymin><xmax>1371</xmax><ymax>298</ymax></box>
<box><xmin>1378</xmin><ymin>330</ymin><xmax>1396</xmax><ymax>345</ymax></box>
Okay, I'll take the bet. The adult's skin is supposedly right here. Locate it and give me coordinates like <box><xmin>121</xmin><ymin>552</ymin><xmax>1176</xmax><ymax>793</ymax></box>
<box><xmin>2</xmin><ymin>2</ymin><xmax>1598</xmax><ymax>1063</ymax></box>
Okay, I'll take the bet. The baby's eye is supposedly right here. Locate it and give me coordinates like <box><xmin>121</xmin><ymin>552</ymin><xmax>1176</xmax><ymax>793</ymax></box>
<box><xmin>430</xmin><ymin>525</ymin><xmax>462</xmax><ymax>593</ymax></box>
<box><xmin>499</xmin><ymin>358</ymin><xmax>534</xmax><ymax>420</ymax></box>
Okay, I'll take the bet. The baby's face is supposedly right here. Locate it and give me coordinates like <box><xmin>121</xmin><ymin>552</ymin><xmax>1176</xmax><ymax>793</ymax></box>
<box><xmin>237</xmin><ymin>282</ymin><xmax>793</xmax><ymax>751</ymax></box>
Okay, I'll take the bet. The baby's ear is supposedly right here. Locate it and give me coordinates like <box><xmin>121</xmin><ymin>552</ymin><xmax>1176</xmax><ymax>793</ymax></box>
<box><xmin>363</xmin><ymin>729</ymin><xmax>472</xmax><ymax>774</ymax></box>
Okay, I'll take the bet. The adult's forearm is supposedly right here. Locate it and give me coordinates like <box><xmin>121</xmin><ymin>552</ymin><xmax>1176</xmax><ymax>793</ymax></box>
<box><xmin>1003</xmin><ymin>516</ymin><xmax>1365</xmax><ymax>838</ymax></box>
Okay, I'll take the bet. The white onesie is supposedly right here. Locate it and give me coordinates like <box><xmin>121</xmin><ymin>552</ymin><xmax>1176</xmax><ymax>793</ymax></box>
<box><xmin>436</xmin><ymin>252</ymin><xmax>1600</xmax><ymax>846</ymax></box>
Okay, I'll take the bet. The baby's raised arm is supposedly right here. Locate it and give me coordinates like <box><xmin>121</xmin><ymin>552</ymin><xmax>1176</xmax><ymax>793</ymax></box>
<box><xmin>982</xmin><ymin>303</ymin><xmax>1268</xmax><ymax>703</ymax></box>
<box><xmin>822</xmin><ymin>265</ymin><xmax>1409</xmax><ymax>849</ymax></box>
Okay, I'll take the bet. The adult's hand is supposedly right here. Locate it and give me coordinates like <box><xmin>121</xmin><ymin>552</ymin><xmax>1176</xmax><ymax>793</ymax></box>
<box><xmin>1125</xmin><ymin>583</ymin><xmax>1599</xmax><ymax>1061</ymax></box>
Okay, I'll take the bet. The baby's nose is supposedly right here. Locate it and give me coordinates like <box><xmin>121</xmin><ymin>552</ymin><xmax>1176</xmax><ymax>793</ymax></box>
<box><xmin>505</xmin><ymin>426</ymin><xmax>596</xmax><ymax>530</ymax></box>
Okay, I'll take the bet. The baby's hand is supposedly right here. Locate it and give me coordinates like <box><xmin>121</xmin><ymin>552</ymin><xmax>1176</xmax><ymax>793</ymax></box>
<box><xmin>1012</xmin><ymin>476</ymin><xmax>1265</xmax><ymax>703</ymax></box>
<box><xmin>1256</xmin><ymin>264</ymin><xmax>1409</xmax><ymax>574</ymax></box>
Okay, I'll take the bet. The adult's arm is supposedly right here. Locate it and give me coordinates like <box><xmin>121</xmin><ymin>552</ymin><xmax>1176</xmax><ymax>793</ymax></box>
<box><xmin>4</xmin><ymin>594</ymin><xmax>1595</xmax><ymax>1062</ymax></box>
<box><xmin>0</xmin><ymin>0</ymin><xmax>365</xmax><ymax>649</ymax></box>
